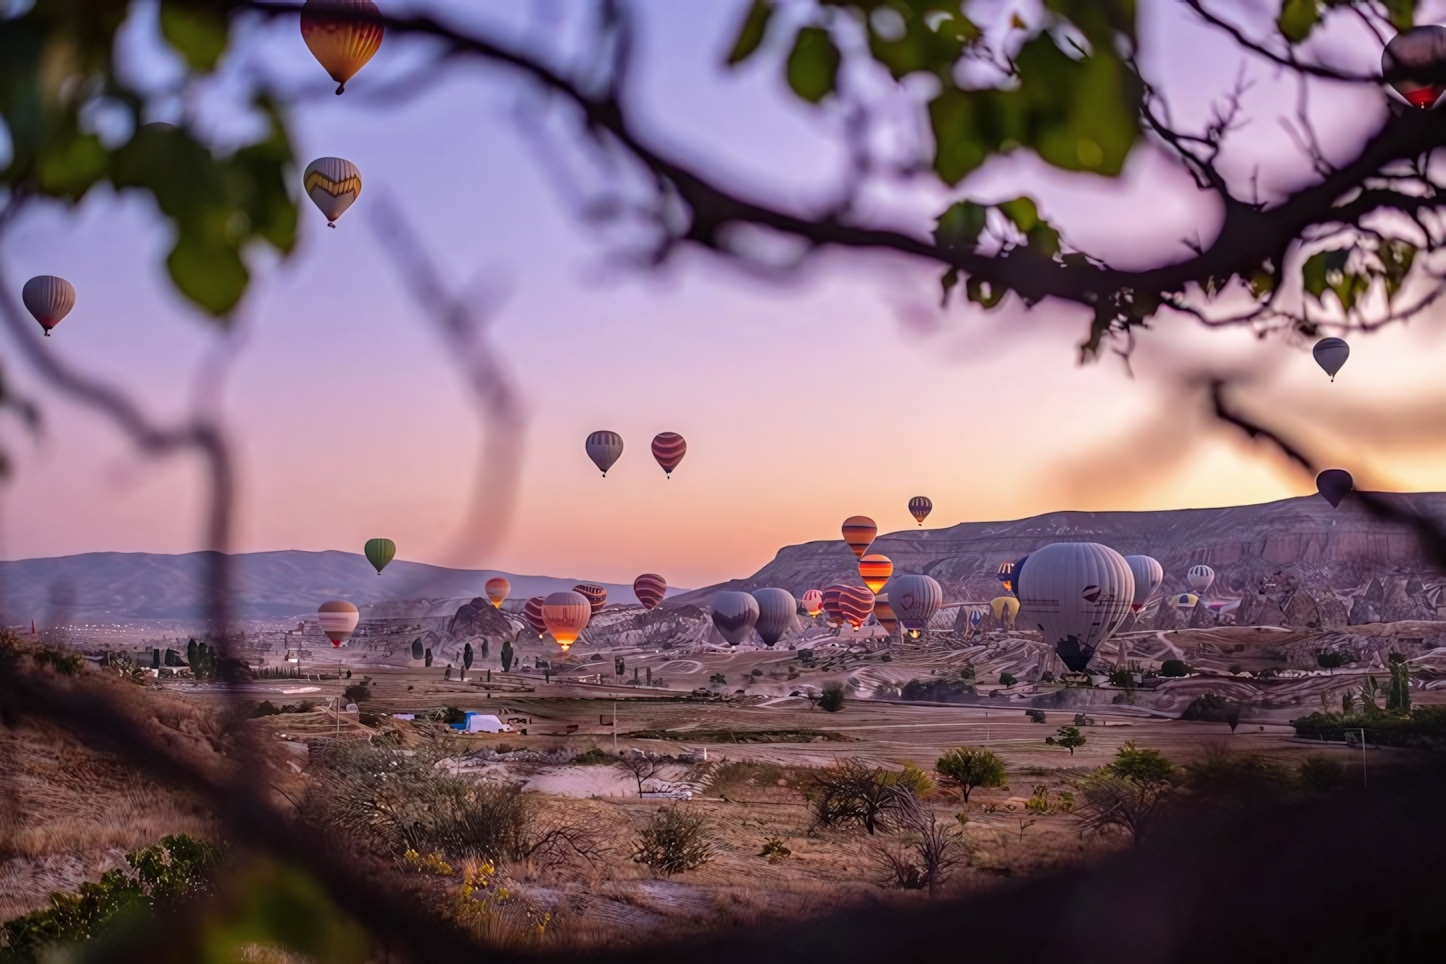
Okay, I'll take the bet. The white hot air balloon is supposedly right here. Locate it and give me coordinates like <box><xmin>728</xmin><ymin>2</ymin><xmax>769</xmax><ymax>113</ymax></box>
<box><xmin>1016</xmin><ymin>543</ymin><xmax>1134</xmax><ymax>674</ymax></box>
<box><xmin>1187</xmin><ymin>565</ymin><xmax>1215</xmax><ymax>595</ymax></box>
<box><xmin>887</xmin><ymin>574</ymin><xmax>943</xmax><ymax>638</ymax></box>
<box><xmin>1124</xmin><ymin>555</ymin><xmax>1164</xmax><ymax>614</ymax></box>
<box><xmin>751</xmin><ymin>588</ymin><xmax>797</xmax><ymax>647</ymax></box>
<box><xmin>710</xmin><ymin>591</ymin><xmax>759</xmax><ymax>646</ymax></box>
<box><xmin>585</xmin><ymin>430</ymin><xmax>624</xmax><ymax>477</ymax></box>
<box><xmin>303</xmin><ymin>157</ymin><xmax>363</xmax><ymax>226</ymax></box>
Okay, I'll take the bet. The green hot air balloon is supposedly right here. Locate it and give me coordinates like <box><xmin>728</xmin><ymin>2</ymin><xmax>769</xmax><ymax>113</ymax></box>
<box><xmin>364</xmin><ymin>538</ymin><xmax>396</xmax><ymax>575</ymax></box>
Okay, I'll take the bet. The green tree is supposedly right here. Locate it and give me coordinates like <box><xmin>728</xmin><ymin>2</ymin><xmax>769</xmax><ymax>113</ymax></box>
<box><xmin>934</xmin><ymin>746</ymin><xmax>1006</xmax><ymax>803</ymax></box>
<box><xmin>499</xmin><ymin>641</ymin><xmax>513</xmax><ymax>673</ymax></box>
<box><xmin>1106</xmin><ymin>740</ymin><xmax>1174</xmax><ymax>783</ymax></box>
<box><xmin>709</xmin><ymin>673</ymin><xmax>727</xmax><ymax>685</ymax></box>
<box><xmin>1053</xmin><ymin>726</ymin><xmax>1086</xmax><ymax>755</ymax></box>
<box><xmin>817</xmin><ymin>682</ymin><xmax>845</xmax><ymax>712</ymax></box>
<box><xmin>185</xmin><ymin>638</ymin><xmax>198</xmax><ymax>669</ymax></box>
<box><xmin>1387</xmin><ymin>652</ymin><xmax>1411</xmax><ymax>713</ymax></box>
<box><xmin>462</xmin><ymin>642</ymin><xmax>473</xmax><ymax>682</ymax></box>
<box><xmin>1317</xmin><ymin>651</ymin><xmax>1346</xmax><ymax>673</ymax></box>
<box><xmin>1159</xmin><ymin>659</ymin><xmax>1190</xmax><ymax>678</ymax></box>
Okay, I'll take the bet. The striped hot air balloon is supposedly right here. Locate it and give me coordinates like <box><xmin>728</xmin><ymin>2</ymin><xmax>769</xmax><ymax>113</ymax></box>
<box><xmin>997</xmin><ymin>560</ymin><xmax>1016</xmax><ymax>594</ymax></box>
<box><xmin>303</xmin><ymin>157</ymin><xmax>362</xmax><ymax>226</ymax></box>
<box><xmin>873</xmin><ymin>592</ymin><xmax>898</xmax><ymax>636</ymax></box>
<box><xmin>1124</xmin><ymin>556</ymin><xmax>1163</xmax><ymax>614</ymax></box>
<box><xmin>858</xmin><ymin>554</ymin><xmax>893</xmax><ymax>594</ymax></box>
<box><xmin>585</xmin><ymin>431</ymin><xmax>624</xmax><ymax>476</ymax></box>
<box><xmin>523</xmin><ymin>596</ymin><xmax>547</xmax><ymax>637</ymax></box>
<box><xmin>908</xmin><ymin>496</ymin><xmax>933</xmax><ymax>526</ymax></box>
<box><xmin>317</xmin><ymin>600</ymin><xmax>360</xmax><ymax>648</ymax></box>
<box><xmin>841</xmin><ymin>516</ymin><xmax>877</xmax><ymax>559</ymax></box>
<box><xmin>651</xmin><ymin>432</ymin><xmax>687</xmax><ymax>478</ymax></box>
<box><xmin>634</xmin><ymin>573</ymin><xmax>667</xmax><ymax>610</ymax></box>
<box><xmin>821</xmin><ymin>585</ymin><xmax>845</xmax><ymax>626</ymax></box>
<box><xmin>711</xmin><ymin>591</ymin><xmax>759</xmax><ymax>646</ymax></box>
<box><xmin>573</xmin><ymin>583</ymin><xmax>608</xmax><ymax>614</ymax></box>
<box><xmin>752</xmin><ymin>588</ymin><xmax>796</xmax><ymax>647</ymax></box>
<box><xmin>363</xmin><ymin>538</ymin><xmax>395</xmax><ymax>575</ymax></box>
<box><xmin>301</xmin><ymin>0</ymin><xmax>385</xmax><ymax>95</ymax></box>
<box><xmin>888</xmin><ymin>574</ymin><xmax>941</xmax><ymax>636</ymax></box>
<box><xmin>22</xmin><ymin>276</ymin><xmax>75</xmax><ymax>336</ymax></box>
<box><xmin>836</xmin><ymin>585</ymin><xmax>875</xmax><ymax>630</ymax></box>
<box><xmin>1187</xmin><ymin>565</ymin><xmax>1215</xmax><ymax>594</ymax></box>
<box><xmin>485</xmin><ymin>577</ymin><xmax>510</xmax><ymax>608</ymax></box>
<box><xmin>543</xmin><ymin>590</ymin><xmax>591</xmax><ymax>651</ymax></box>
<box><xmin>801</xmin><ymin>589</ymin><xmax>824</xmax><ymax>617</ymax></box>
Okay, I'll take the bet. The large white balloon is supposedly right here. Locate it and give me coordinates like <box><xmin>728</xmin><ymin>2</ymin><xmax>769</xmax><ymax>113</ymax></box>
<box><xmin>1187</xmin><ymin>564</ymin><xmax>1215</xmax><ymax>594</ymax></box>
<box><xmin>711</xmin><ymin>591</ymin><xmax>760</xmax><ymax>646</ymax></box>
<box><xmin>886</xmin><ymin>574</ymin><xmax>943</xmax><ymax>634</ymax></box>
<box><xmin>1124</xmin><ymin>555</ymin><xmax>1164</xmax><ymax>613</ymax></box>
<box><xmin>1017</xmin><ymin>543</ymin><xmax>1134</xmax><ymax>673</ymax></box>
<box><xmin>751</xmin><ymin>588</ymin><xmax>796</xmax><ymax>647</ymax></box>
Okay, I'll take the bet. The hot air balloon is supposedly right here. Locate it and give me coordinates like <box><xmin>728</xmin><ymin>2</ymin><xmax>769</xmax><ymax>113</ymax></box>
<box><xmin>888</xmin><ymin>574</ymin><xmax>941</xmax><ymax>637</ymax></box>
<box><xmin>634</xmin><ymin>573</ymin><xmax>667</xmax><ymax>610</ymax></box>
<box><xmin>1170</xmin><ymin>592</ymin><xmax>1200</xmax><ymax>610</ymax></box>
<box><xmin>990</xmin><ymin>595</ymin><xmax>1020</xmax><ymax>622</ymax></box>
<box><xmin>996</xmin><ymin>560</ymin><xmax>1015</xmax><ymax>594</ymax></box>
<box><xmin>873</xmin><ymin>592</ymin><xmax>898</xmax><ymax>636</ymax></box>
<box><xmin>485</xmin><ymin>577</ymin><xmax>510</xmax><ymax>608</ymax></box>
<box><xmin>752</xmin><ymin>588</ymin><xmax>796</xmax><ymax>647</ymax></box>
<box><xmin>969</xmin><ymin>608</ymin><xmax>984</xmax><ymax>628</ymax></box>
<box><xmin>711</xmin><ymin>591</ymin><xmax>759</xmax><ymax>646</ymax></box>
<box><xmin>363</xmin><ymin>537</ymin><xmax>395</xmax><ymax>575</ymax></box>
<box><xmin>841</xmin><ymin>516</ymin><xmax>877</xmax><ymax>559</ymax></box>
<box><xmin>821</xmin><ymin>586</ymin><xmax>845</xmax><ymax>626</ymax></box>
<box><xmin>301</xmin><ymin>0</ymin><xmax>385</xmax><ymax>95</ymax></box>
<box><xmin>1312</xmin><ymin>337</ymin><xmax>1350</xmax><ymax>381</ymax></box>
<box><xmin>835</xmin><ymin>584</ymin><xmax>876</xmax><ymax>630</ymax></box>
<box><xmin>858</xmin><ymin>554</ymin><xmax>894</xmax><ymax>594</ymax></box>
<box><xmin>1317</xmin><ymin>469</ymin><xmax>1354</xmax><ymax>508</ymax></box>
<box><xmin>1383</xmin><ymin>25</ymin><xmax>1446</xmax><ymax>108</ymax></box>
<box><xmin>908</xmin><ymin>496</ymin><xmax>933</xmax><ymax>526</ymax></box>
<box><xmin>573</xmin><ymin>583</ymin><xmax>608</xmax><ymax>615</ymax></box>
<box><xmin>317</xmin><ymin>600</ymin><xmax>360</xmax><ymax>648</ymax></box>
<box><xmin>523</xmin><ymin>596</ymin><xmax>548</xmax><ymax>637</ymax></box>
<box><xmin>303</xmin><ymin>157</ymin><xmax>362</xmax><ymax>227</ymax></box>
<box><xmin>651</xmin><ymin>432</ymin><xmax>686</xmax><ymax>478</ymax></box>
<box><xmin>1124</xmin><ymin>555</ymin><xmax>1163</xmax><ymax>614</ymax></box>
<box><xmin>1016</xmin><ymin>542</ymin><xmax>1133</xmax><ymax>673</ymax></box>
<box><xmin>801</xmin><ymin>589</ymin><xmax>824</xmax><ymax>617</ymax></box>
<box><xmin>585</xmin><ymin>431</ymin><xmax>624</xmax><ymax>476</ymax></box>
<box><xmin>1187</xmin><ymin>565</ymin><xmax>1215</xmax><ymax>594</ymax></box>
<box><xmin>22</xmin><ymin>276</ymin><xmax>75</xmax><ymax>336</ymax></box>
<box><xmin>542</xmin><ymin>590</ymin><xmax>591</xmax><ymax>651</ymax></box>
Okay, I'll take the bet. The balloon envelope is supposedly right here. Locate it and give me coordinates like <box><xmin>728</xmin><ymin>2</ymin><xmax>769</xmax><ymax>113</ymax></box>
<box><xmin>841</xmin><ymin>516</ymin><xmax>877</xmax><ymax>559</ymax></box>
<box><xmin>1383</xmin><ymin>25</ymin><xmax>1446</xmax><ymax>107</ymax></box>
<box><xmin>908</xmin><ymin>496</ymin><xmax>932</xmax><ymax>525</ymax></box>
<box><xmin>1124</xmin><ymin>555</ymin><xmax>1163</xmax><ymax>613</ymax></box>
<box><xmin>1312</xmin><ymin>337</ymin><xmax>1350</xmax><ymax>380</ymax></box>
<box><xmin>1317</xmin><ymin>469</ymin><xmax>1353</xmax><ymax>508</ymax></box>
<box><xmin>22</xmin><ymin>276</ymin><xmax>75</xmax><ymax>335</ymax></box>
<box><xmin>835</xmin><ymin>584</ymin><xmax>876</xmax><ymax>630</ymax></box>
<box><xmin>363</xmin><ymin>538</ymin><xmax>395</xmax><ymax>575</ymax></box>
<box><xmin>543</xmin><ymin>591</ymin><xmax>591</xmax><ymax>650</ymax></box>
<box><xmin>821</xmin><ymin>586</ymin><xmax>845</xmax><ymax>625</ymax></box>
<box><xmin>523</xmin><ymin>596</ymin><xmax>548</xmax><ymax>637</ymax></box>
<box><xmin>585</xmin><ymin>431</ymin><xmax>624</xmax><ymax>476</ymax></box>
<box><xmin>873</xmin><ymin>592</ymin><xmax>898</xmax><ymax>635</ymax></box>
<box><xmin>990</xmin><ymin>595</ymin><xmax>1020</xmax><ymax>621</ymax></box>
<box><xmin>303</xmin><ymin>157</ymin><xmax>362</xmax><ymax>225</ymax></box>
<box><xmin>318</xmin><ymin>599</ymin><xmax>360</xmax><ymax>648</ymax></box>
<box><xmin>485</xmin><ymin>577</ymin><xmax>510</xmax><ymax>608</ymax></box>
<box><xmin>650</xmin><ymin>432</ymin><xmax>687</xmax><ymax>477</ymax></box>
<box><xmin>711</xmin><ymin>591</ymin><xmax>759</xmax><ymax>645</ymax></box>
<box><xmin>634</xmin><ymin>574</ymin><xmax>667</xmax><ymax>610</ymax></box>
<box><xmin>301</xmin><ymin>0</ymin><xmax>384</xmax><ymax>94</ymax></box>
<box><xmin>801</xmin><ymin>589</ymin><xmax>824</xmax><ymax>617</ymax></box>
<box><xmin>858</xmin><ymin>554</ymin><xmax>894</xmax><ymax>594</ymax></box>
<box><xmin>752</xmin><ymin>588</ymin><xmax>796</xmax><ymax>646</ymax></box>
<box><xmin>1016</xmin><ymin>542</ymin><xmax>1133</xmax><ymax>673</ymax></box>
<box><xmin>1187</xmin><ymin>565</ymin><xmax>1215</xmax><ymax>594</ymax></box>
<box><xmin>888</xmin><ymin>574</ymin><xmax>941</xmax><ymax>632</ymax></box>
<box><xmin>573</xmin><ymin>584</ymin><xmax>608</xmax><ymax>614</ymax></box>
<box><xmin>1170</xmin><ymin>592</ymin><xmax>1200</xmax><ymax>609</ymax></box>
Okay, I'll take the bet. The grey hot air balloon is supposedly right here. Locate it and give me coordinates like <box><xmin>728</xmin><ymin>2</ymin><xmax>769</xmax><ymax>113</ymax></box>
<box><xmin>303</xmin><ymin>157</ymin><xmax>363</xmax><ymax>226</ymax></box>
<box><xmin>1124</xmin><ymin>555</ymin><xmax>1163</xmax><ymax>614</ymax></box>
<box><xmin>710</xmin><ymin>591</ymin><xmax>759</xmax><ymax>646</ymax></box>
<box><xmin>1017</xmin><ymin>543</ymin><xmax>1134</xmax><ymax>674</ymax></box>
<box><xmin>886</xmin><ymin>574</ymin><xmax>943</xmax><ymax>637</ymax></box>
<box><xmin>752</xmin><ymin>588</ymin><xmax>797</xmax><ymax>647</ymax></box>
<box><xmin>22</xmin><ymin>275</ymin><xmax>76</xmax><ymax>336</ymax></box>
<box><xmin>1187</xmin><ymin>564</ymin><xmax>1215</xmax><ymax>594</ymax></box>
<box><xmin>1313</xmin><ymin>337</ymin><xmax>1349</xmax><ymax>381</ymax></box>
<box><xmin>585</xmin><ymin>430</ymin><xmax>624</xmax><ymax>476</ymax></box>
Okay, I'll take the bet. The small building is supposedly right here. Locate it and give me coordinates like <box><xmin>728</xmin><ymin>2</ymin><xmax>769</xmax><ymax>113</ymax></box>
<box><xmin>449</xmin><ymin>712</ymin><xmax>513</xmax><ymax>734</ymax></box>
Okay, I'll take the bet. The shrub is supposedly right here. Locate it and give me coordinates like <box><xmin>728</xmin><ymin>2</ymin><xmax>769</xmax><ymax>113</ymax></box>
<box><xmin>1106</xmin><ymin>740</ymin><xmax>1174</xmax><ymax>783</ymax></box>
<box><xmin>1297</xmin><ymin>754</ymin><xmax>1348</xmax><ymax>792</ymax></box>
<box><xmin>574</xmin><ymin>747</ymin><xmax>611</xmax><ymax>765</ymax></box>
<box><xmin>1053</xmin><ymin>726</ymin><xmax>1086</xmax><ymax>754</ymax></box>
<box><xmin>880</xmin><ymin>761</ymin><xmax>935</xmax><ymax>798</ymax></box>
<box><xmin>343</xmin><ymin>682</ymin><xmax>371</xmax><ymax>704</ymax></box>
<box><xmin>1025</xmin><ymin>708</ymin><xmax>1047</xmax><ymax>723</ymax></box>
<box><xmin>1182</xmin><ymin>744</ymin><xmax>1292</xmax><ymax>807</ymax></box>
<box><xmin>709</xmin><ymin>673</ymin><xmax>727</xmax><ymax>685</ymax></box>
<box><xmin>1160</xmin><ymin>659</ymin><xmax>1190</xmax><ymax>677</ymax></box>
<box><xmin>818</xmin><ymin>683</ymin><xmax>845</xmax><ymax>712</ymax></box>
<box><xmin>1077</xmin><ymin>772</ymin><xmax>1173</xmax><ymax>844</ymax></box>
<box><xmin>750</xmin><ymin>668</ymin><xmax>763</xmax><ymax>676</ymax></box>
<box><xmin>633</xmin><ymin>806</ymin><xmax>712</xmax><ymax>875</ymax></box>
<box><xmin>251</xmin><ymin>700</ymin><xmax>281</xmax><ymax>718</ymax></box>
<box><xmin>1316</xmin><ymin>651</ymin><xmax>1347</xmax><ymax>672</ymax></box>
<box><xmin>935</xmin><ymin>746</ymin><xmax>1006</xmax><ymax>803</ymax></box>
<box><xmin>759</xmin><ymin>837</ymin><xmax>791</xmax><ymax>861</ymax></box>
<box><xmin>999</xmin><ymin>671</ymin><xmax>1017</xmax><ymax>686</ymax></box>
<box><xmin>807</xmin><ymin>759</ymin><xmax>911</xmax><ymax>834</ymax></box>
<box><xmin>1107</xmin><ymin>669</ymin><xmax>1134</xmax><ymax>689</ymax></box>
<box><xmin>1181</xmin><ymin>693</ymin><xmax>1244</xmax><ymax>731</ymax></box>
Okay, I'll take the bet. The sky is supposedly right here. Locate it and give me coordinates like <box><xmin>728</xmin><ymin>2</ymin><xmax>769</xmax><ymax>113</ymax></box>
<box><xmin>4</xmin><ymin>0</ymin><xmax>1446</xmax><ymax>591</ymax></box>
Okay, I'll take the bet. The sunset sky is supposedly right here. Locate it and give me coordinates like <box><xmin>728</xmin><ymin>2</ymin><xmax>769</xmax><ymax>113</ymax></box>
<box><xmin>4</xmin><ymin>0</ymin><xmax>1446</xmax><ymax>592</ymax></box>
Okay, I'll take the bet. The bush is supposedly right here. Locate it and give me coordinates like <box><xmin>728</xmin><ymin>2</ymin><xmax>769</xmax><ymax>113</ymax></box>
<box><xmin>1180</xmin><ymin>693</ymin><xmax>1244</xmax><ymax>731</ymax></box>
<box><xmin>817</xmin><ymin>683</ymin><xmax>845</xmax><ymax>712</ymax></box>
<box><xmin>935</xmin><ymin>746</ymin><xmax>1006</xmax><ymax>802</ymax></box>
<box><xmin>709</xmin><ymin>673</ymin><xmax>727</xmax><ymax>685</ymax></box>
<box><xmin>1297</xmin><ymin>754</ymin><xmax>1348</xmax><ymax>792</ymax></box>
<box><xmin>1159</xmin><ymin>659</ymin><xmax>1190</xmax><ymax>677</ymax></box>
<box><xmin>1107</xmin><ymin>669</ymin><xmax>1134</xmax><ymax>689</ymax></box>
<box><xmin>759</xmin><ymin>837</ymin><xmax>791</xmax><ymax>861</ymax></box>
<box><xmin>880</xmin><ymin>761</ymin><xmax>935</xmax><ymax>798</ymax></box>
<box><xmin>343</xmin><ymin>682</ymin><xmax>371</xmax><ymax>704</ymax></box>
<box><xmin>898</xmin><ymin>678</ymin><xmax>974</xmax><ymax>703</ymax></box>
<box><xmin>998</xmin><ymin>671</ymin><xmax>1017</xmax><ymax>686</ymax></box>
<box><xmin>574</xmin><ymin>747</ymin><xmax>611</xmax><ymax>765</ymax></box>
<box><xmin>806</xmin><ymin>759</ymin><xmax>911</xmax><ymax>834</ymax></box>
<box><xmin>1182</xmin><ymin>744</ymin><xmax>1292</xmax><ymax>806</ymax></box>
<box><xmin>1105</xmin><ymin>740</ymin><xmax>1174</xmax><ymax>783</ymax></box>
<box><xmin>1025</xmin><ymin>709</ymin><xmax>1047</xmax><ymax>723</ymax></box>
<box><xmin>633</xmin><ymin>806</ymin><xmax>712</xmax><ymax>875</ymax></box>
<box><xmin>1052</xmin><ymin>726</ymin><xmax>1086</xmax><ymax>754</ymax></box>
<box><xmin>251</xmin><ymin>700</ymin><xmax>281</xmax><ymax>718</ymax></box>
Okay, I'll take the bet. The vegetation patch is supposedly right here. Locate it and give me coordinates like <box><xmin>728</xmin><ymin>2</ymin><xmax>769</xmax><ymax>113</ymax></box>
<box><xmin>621</xmin><ymin>728</ymin><xmax>851</xmax><ymax>744</ymax></box>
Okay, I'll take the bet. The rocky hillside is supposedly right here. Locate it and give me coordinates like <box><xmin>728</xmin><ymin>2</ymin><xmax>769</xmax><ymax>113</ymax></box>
<box><xmin>673</xmin><ymin>493</ymin><xmax>1446</xmax><ymax>607</ymax></box>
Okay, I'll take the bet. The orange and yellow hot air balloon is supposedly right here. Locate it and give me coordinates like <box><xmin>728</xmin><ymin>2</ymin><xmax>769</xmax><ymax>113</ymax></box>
<box><xmin>484</xmin><ymin>577</ymin><xmax>510</xmax><ymax>609</ymax></box>
<box><xmin>841</xmin><ymin>516</ymin><xmax>877</xmax><ymax>559</ymax></box>
<box><xmin>301</xmin><ymin>0</ymin><xmax>384</xmax><ymax>95</ymax></box>
<box><xmin>542</xmin><ymin>590</ymin><xmax>591</xmax><ymax>651</ymax></box>
<box><xmin>858</xmin><ymin>553</ymin><xmax>893</xmax><ymax>594</ymax></box>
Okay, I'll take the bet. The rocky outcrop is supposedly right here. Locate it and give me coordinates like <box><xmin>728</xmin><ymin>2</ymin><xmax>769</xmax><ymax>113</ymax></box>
<box><xmin>1381</xmin><ymin>578</ymin><xmax>1437</xmax><ymax>623</ymax></box>
<box><xmin>1188</xmin><ymin>602</ymin><xmax>1214</xmax><ymax>629</ymax></box>
<box><xmin>448</xmin><ymin>598</ymin><xmax>517</xmax><ymax>641</ymax></box>
<box><xmin>1282</xmin><ymin>590</ymin><xmax>1321</xmax><ymax>629</ymax></box>
<box><xmin>1348</xmin><ymin>595</ymin><xmax>1380</xmax><ymax>625</ymax></box>
<box><xmin>1155</xmin><ymin>605</ymin><xmax>1188</xmax><ymax>632</ymax></box>
<box><xmin>1319</xmin><ymin>593</ymin><xmax>1350</xmax><ymax>628</ymax></box>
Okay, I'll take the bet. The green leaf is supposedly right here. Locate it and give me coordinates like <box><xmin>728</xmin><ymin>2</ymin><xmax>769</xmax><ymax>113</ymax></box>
<box><xmin>727</xmin><ymin>0</ymin><xmax>773</xmax><ymax>66</ymax></box>
<box><xmin>160</xmin><ymin>4</ymin><xmax>228</xmax><ymax>71</ymax></box>
<box><xmin>1377</xmin><ymin>239</ymin><xmax>1415</xmax><ymax>300</ymax></box>
<box><xmin>939</xmin><ymin>265</ymin><xmax>960</xmax><ymax>305</ymax></box>
<box><xmin>1381</xmin><ymin>0</ymin><xmax>1413</xmax><ymax>32</ymax></box>
<box><xmin>1027</xmin><ymin>222</ymin><xmax>1060</xmax><ymax>259</ymax></box>
<box><xmin>1301</xmin><ymin>249</ymin><xmax>1335</xmax><ymax>301</ymax></box>
<box><xmin>167</xmin><ymin>229</ymin><xmax>247</xmax><ymax>317</ymax></box>
<box><xmin>786</xmin><ymin>27</ymin><xmax>840</xmax><ymax>103</ymax></box>
<box><xmin>1277</xmin><ymin>0</ymin><xmax>1321</xmax><ymax>44</ymax></box>
<box><xmin>865</xmin><ymin>1</ymin><xmax>979</xmax><ymax>81</ymax></box>
<box><xmin>998</xmin><ymin>196</ymin><xmax>1038</xmax><ymax>232</ymax></box>
<box><xmin>35</xmin><ymin>133</ymin><xmax>108</xmax><ymax>200</ymax></box>
<box><xmin>965</xmin><ymin>274</ymin><xmax>1005</xmax><ymax>307</ymax></box>
<box><xmin>933</xmin><ymin>199</ymin><xmax>987</xmax><ymax>250</ymax></box>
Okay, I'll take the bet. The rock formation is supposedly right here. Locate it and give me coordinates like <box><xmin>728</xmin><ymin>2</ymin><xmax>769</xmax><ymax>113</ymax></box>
<box><xmin>448</xmin><ymin>598</ymin><xmax>517</xmax><ymax>641</ymax></box>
